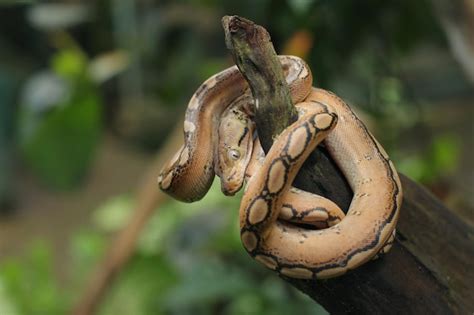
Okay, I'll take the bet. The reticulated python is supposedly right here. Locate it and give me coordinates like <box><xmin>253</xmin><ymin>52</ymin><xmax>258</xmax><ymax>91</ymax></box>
<box><xmin>158</xmin><ymin>55</ymin><xmax>402</xmax><ymax>279</ymax></box>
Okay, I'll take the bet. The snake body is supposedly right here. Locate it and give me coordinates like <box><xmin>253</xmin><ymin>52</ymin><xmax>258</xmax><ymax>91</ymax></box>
<box><xmin>218</xmin><ymin>101</ymin><xmax>345</xmax><ymax>228</ymax></box>
<box><xmin>158</xmin><ymin>56</ymin><xmax>312</xmax><ymax>202</ymax></box>
<box><xmin>158</xmin><ymin>56</ymin><xmax>402</xmax><ymax>279</ymax></box>
<box><xmin>239</xmin><ymin>88</ymin><xmax>402</xmax><ymax>279</ymax></box>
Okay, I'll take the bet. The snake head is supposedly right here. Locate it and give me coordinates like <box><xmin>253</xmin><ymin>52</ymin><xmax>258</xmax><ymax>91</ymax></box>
<box><xmin>216</xmin><ymin>102</ymin><xmax>255</xmax><ymax>196</ymax></box>
<box><xmin>217</xmin><ymin>130</ymin><xmax>254</xmax><ymax>195</ymax></box>
<box><xmin>218</xmin><ymin>146</ymin><xmax>250</xmax><ymax>195</ymax></box>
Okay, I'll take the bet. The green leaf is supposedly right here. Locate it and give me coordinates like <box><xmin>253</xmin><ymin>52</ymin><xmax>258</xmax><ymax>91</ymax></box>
<box><xmin>429</xmin><ymin>134</ymin><xmax>460</xmax><ymax>174</ymax></box>
<box><xmin>0</xmin><ymin>277</ymin><xmax>18</xmax><ymax>315</ymax></box>
<box><xmin>21</xmin><ymin>92</ymin><xmax>101</xmax><ymax>189</ymax></box>
<box><xmin>51</xmin><ymin>49</ymin><xmax>87</xmax><ymax>79</ymax></box>
<box><xmin>139</xmin><ymin>179</ymin><xmax>241</xmax><ymax>255</ymax></box>
<box><xmin>378</xmin><ymin>77</ymin><xmax>402</xmax><ymax>104</ymax></box>
<box><xmin>160</xmin><ymin>259</ymin><xmax>253</xmax><ymax>312</ymax></box>
<box><xmin>70</xmin><ymin>229</ymin><xmax>107</xmax><ymax>276</ymax></box>
<box><xmin>0</xmin><ymin>242</ymin><xmax>68</xmax><ymax>315</ymax></box>
<box><xmin>396</xmin><ymin>156</ymin><xmax>428</xmax><ymax>182</ymax></box>
<box><xmin>93</xmin><ymin>195</ymin><xmax>134</xmax><ymax>232</ymax></box>
<box><xmin>226</xmin><ymin>293</ymin><xmax>265</xmax><ymax>315</ymax></box>
<box><xmin>99</xmin><ymin>255</ymin><xmax>177</xmax><ymax>315</ymax></box>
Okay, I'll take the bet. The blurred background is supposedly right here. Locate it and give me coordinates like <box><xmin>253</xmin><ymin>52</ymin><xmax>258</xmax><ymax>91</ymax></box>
<box><xmin>0</xmin><ymin>1</ymin><xmax>472</xmax><ymax>314</ymax></box>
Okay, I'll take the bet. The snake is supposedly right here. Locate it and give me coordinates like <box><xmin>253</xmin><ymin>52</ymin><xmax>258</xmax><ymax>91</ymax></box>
<box><xmin>158</xmin><ymin>56</ymin><xmax>402</xmax><ymax>279</ymax></box>
<box><xmin>158</xmin><ymin>55</ymin><xmax>312</xmax><ymax>202</ymax></box>
<box><xmin>158</xmin><ymin>55</ymin><xmax>343</xmax><ymax>228</ymax></box>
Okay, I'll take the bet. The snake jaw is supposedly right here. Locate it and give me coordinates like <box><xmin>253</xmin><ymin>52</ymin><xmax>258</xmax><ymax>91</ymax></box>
<box><xmin>219</xmin><ymin>169</ymin><xmax>244</xmax><ymax>196</ymax></box>
<box><xmin>221</xmin><ymin>183</ymin><xmax>241</xmax><ymax>196</ymax></box>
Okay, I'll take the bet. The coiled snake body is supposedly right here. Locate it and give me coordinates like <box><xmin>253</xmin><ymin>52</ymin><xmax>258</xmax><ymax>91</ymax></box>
<box><xmin>158</xmin><ymin>56</ymin><xmax>402</xmax><ymax>279</ymax></box>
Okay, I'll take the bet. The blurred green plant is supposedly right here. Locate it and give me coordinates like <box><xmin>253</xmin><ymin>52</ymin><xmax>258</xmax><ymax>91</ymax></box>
<box><xmin>0</xmin><ymin>242</ymin><xmax>69</xmax><ymax>315</ymax></box>
<box><xmin>329</xmin><ymin>44</ymin><xmax>461</xmax><ymax>187</ymax></box>
<box><xmin>0</xmin><ymin>180</ymin><xmax>326</xmax><ymax>315</ymax></box>
<box><xmin>397</xmin><ymin>134</ymin><xmax>460</xmax><ymax>184</ymax></box>
<box><xmin>18</xmin><ymin>46</ymin><xmax>102</xmax><ymax>189</ymax></box>
<box><xmin>98</xmin><ymin>180</ymin><xmax>323</xmax><ymax>315</ymax></box>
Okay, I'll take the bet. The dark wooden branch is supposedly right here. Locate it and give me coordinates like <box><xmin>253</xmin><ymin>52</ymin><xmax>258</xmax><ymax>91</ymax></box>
<box><xmin>288</xmin><ymin>174</ymin><xmax>473</xmax><ymax>314</ymax></box>
<box><xmin>222</xmin><ymin>15</ymin><xmax>473</xmax><ymax>314</ymax></box>
<box><xmin>222</xmin><ymin>16</ymin><xmax>352</xmax><ymax>210</ymax></box>
<box><xmin>222</xmin><ymin>15</ymin><xmax>298</xmax><ymax>150</ymax></box>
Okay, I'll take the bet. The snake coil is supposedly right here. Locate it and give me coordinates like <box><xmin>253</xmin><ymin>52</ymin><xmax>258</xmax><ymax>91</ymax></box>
<box><xmin>158</xmin><ymin>56</ymin><xmax>402</xmax><ymax>279</ymax></box>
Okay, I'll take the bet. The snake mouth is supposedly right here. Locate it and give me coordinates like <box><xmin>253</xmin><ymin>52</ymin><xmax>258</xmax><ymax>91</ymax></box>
<box><xmin>222</xmin><ymin>189</ymin><xmax>237</xmax><ymax>196</ymax></box>
<box><xmin>219</xmin><ymin>169</ymin><xmax>244</xmax><ymax>196</ymax></box>
<box><xmin>221</xmin><ymin>182</ymin><xmax>240</xmax><ymax>196</ymax></box>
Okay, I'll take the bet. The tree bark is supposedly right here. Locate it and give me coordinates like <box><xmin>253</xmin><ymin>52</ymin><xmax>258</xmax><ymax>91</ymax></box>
<box><xmin>222</xmin><ymin>15</ymin><xmax>352</xmax><ymax>211</ymax></box>
<box><xmin>222</xmin><ymin>15</ymin><xmax>473</xmax><ymax>314</ymax></box>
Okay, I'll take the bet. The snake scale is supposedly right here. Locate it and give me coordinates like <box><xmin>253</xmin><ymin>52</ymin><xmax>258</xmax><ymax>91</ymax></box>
<box><xmin>158</xmin><ymin>55</ymin><xmax>402</xmax><ymax>279</ymax></box>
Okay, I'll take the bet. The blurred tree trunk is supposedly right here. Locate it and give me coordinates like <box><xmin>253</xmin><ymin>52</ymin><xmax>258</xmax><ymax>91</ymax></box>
<box><xmin>431</xmin><ymin>0</ymin><xmax>474</xmax><ymax>83</ymax></box>
<box><xmin>0</xmin><ymin>73</ymin><xmax>16</xmax><ymax>214</ymax></box>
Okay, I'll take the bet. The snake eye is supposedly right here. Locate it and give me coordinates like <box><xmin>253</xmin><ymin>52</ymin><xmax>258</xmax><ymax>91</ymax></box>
<box><xmin>228</xmin><ymin>149</ymin><xmax>241</xmax><ymax>160</ymax></box>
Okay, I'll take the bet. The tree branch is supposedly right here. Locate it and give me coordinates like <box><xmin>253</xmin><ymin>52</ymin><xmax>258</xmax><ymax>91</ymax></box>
<box><xmin>222</xmin><ymin>15</ymin><xmax>352</xmax><ymax>210</ymax></box>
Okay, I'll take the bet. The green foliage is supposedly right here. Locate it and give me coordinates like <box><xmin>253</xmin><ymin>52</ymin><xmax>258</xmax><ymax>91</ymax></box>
<box><xmin>95</xmin><ymin>180</ymin><xmax>325</xmax><ymax>315</ymax></box>
<box><xmin>99</xmin><ymin>255</ymin><xmax>177</xmax><ymax>315</ymax></box>
<box><xmin>0</xmin><ymin>179</ymin><xmax>325</xmax><ymax>314</ymax></box>
<box><xmin>161</xmin><ymin>260</ymin><xmax>252</xmax><ymax>312</ymax></box>
<box><xmin>0</xmin><ymin>242</ymin><xmax>68</xmax><ymax>315</ymax></box>
<box><xmin>328</xmin><ymin>43</ymin><xmax>461</xmax><ymax>186</ymax></box>
<box><xmin>69</xmin><ymin>230</ymin><xmax>107</xmax><ymax>279</ymax></box>
<box><xmin>93</xmin><ymin>195</ymin><xmax>135</xmax><ymax>232</ymax></box>
<box><xmin>0</xmin><ymin>281</ymin><xmax>17</xmax><ymax>315</ymax></box>
<box><xmin>52</xmin><ymin>49</ymin><xmax>88</xmax><ymax>79</ymax></box>
<box><xmin>20</xmin><ymin>93</ymin><xmax>101</xmax><ymax>188</ymax></box>
<box><xmin>19</xmin><ymin>48</ymin><xmax>102</xmax><ymax>189</ymax></box>
<box><xmin>158</xmin><ymin>257</ymin><xmax>323</xmax><ymax>315</ymax></box>
<box><xmin>398</xmin><ymin>134</ymin><xmax>460</xmax><ymax>184</ymax></box>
